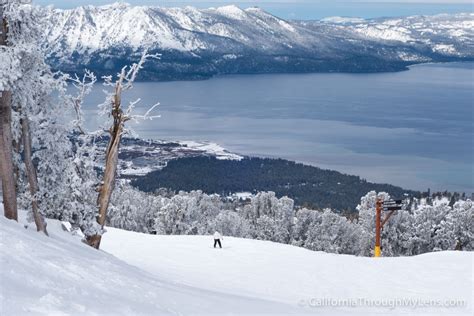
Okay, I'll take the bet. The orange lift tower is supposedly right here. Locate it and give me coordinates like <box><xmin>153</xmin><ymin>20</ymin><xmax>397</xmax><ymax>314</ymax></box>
<box><xmin>374</xmin><ymin>198</ymin><xmax>403</xmax><ymax>257</ymax></box>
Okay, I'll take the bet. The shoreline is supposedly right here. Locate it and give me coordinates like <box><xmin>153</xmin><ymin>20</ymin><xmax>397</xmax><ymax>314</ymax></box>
<box><xmin>80</xmin><ymin>60</ymin><xmax>474</xmax><ymax>84</ymax></box>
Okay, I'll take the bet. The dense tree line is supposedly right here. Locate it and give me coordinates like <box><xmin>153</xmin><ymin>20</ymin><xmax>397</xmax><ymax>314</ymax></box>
<box><xmin>132</xmin><ymin>156</ymin><xmax>418</xmax><ymax>211</ymax></box>
<box><xmin>106</xmin><ymin>184</ymin><xmax>473</xmax><ymax>256</ymax></box>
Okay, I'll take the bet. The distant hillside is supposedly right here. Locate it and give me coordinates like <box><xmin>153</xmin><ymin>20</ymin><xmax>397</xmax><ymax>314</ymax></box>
<box><xmin>131</xmin><ymin>156</ymin><xmax>419</xmax><ymax>210</ymax></box>
<box><xmin>41</xmin><ymin>3</ymin><xmax>474</xmax><ymax>80</ymax></box>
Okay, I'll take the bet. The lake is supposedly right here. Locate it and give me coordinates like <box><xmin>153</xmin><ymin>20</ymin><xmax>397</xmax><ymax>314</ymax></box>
<box><xmin>82</xmin><ymin>62</ymin><xmax>474</xmax><ymax>192</ymax></box>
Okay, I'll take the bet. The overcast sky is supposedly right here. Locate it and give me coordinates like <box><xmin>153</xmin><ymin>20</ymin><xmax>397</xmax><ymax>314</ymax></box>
<box><xmin>34</xmin><ymin>0</ymin><xmax>474</xmax><ymax>19</ymax></box>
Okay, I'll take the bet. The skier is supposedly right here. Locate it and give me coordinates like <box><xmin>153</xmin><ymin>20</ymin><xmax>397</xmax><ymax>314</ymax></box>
<box><xmin>213</xmin><ymin>231</ymin><xmax>222</xmax><ymax>248</ymax></box>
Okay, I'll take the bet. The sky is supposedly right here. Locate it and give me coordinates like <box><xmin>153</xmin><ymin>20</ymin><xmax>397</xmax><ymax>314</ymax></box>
<box><xmin>35</xmin><ymin>0</ymin><xmax>473</xmax><ymax>20</ymax></box>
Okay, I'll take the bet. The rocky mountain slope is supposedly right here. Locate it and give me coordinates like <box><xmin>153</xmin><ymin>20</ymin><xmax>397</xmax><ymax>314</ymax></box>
<box><xmin>41</xmin><ymin>3</ymin><xmax>474</xmax><ymax>80</ymax></box>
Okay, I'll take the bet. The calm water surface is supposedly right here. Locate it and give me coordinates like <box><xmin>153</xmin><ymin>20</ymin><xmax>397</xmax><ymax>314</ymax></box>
<box><xmin>83</xmin><ymin>62</ymin><xmax>474</xmax><ymax>192</ymax></box>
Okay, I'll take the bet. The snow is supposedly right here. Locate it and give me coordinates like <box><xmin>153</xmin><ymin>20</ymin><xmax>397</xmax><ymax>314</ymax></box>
<box><xmin>234</xmin><ymin>192</ymin><xmax>253</xmax><ymax>199</ymax></box>
<box><xmin>321</xmin><ymin>16</ymin><xmax>366</xmax><ymax>24</ymax></box>
<box><xmin>354</xmin><ymin>25</ymin><xmax>414</xmax><ymax>43</ymax></box>
<box><xmin>119</xmin><ymin>165</ymin><xmax>153</xmax><ymax>176</ymax></box>
<box><xmin>223</xmin><ymin>53</ymin><xmax>238</xmax><ymax>60</ymax></box>
<box><xmin>101</xmin><ymin>228</ymin><xmax>474</xmax><ymax>316</ymax></box>
<box><xmin>0</xmin><ymin>215</ymin><xmax>301</xmax><ymax>315</ymax></box>
<box><xmin>213</xmin><ymin>5</ymin><xmax>247</xmax><ymax>21</ymax></box>
<box><xmin>41</xmin><ymin>4</ymin><xmax>474</xmax><ymax>63</ymax></box>
<box><xmin>2</xmin><ymin>209</ymin><xmax>471</xmax><ymax>315</ymax></box>
<box><xmin>433</xmin><ymin>44</ymin><xmax>457</xmax><ymax>55</ymax></box>
<box><xmin>179</xmin><ymin>140</ymin><xmax>243</xmax><ymax>160</ymax></box>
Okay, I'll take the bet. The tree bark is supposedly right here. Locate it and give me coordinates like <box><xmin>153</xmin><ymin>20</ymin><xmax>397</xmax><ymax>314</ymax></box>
<box><xmin>21</xmin><ymin>115</ymin><xmax>48</xmax><ymax>235</ymax></box>
<box><xmin>0</xmin><ymin>11</ymin><xmax>18</xmax><ymax>221</ymax></box>
<box><xmin>0</xmin><ymin>91</ymin><xmax>17</xmax><ymax>220</ymax></box>
<box><xmin>86</xmin><ymin>84</ymin><xmax>124</xmax><ymax>249</ymax></box>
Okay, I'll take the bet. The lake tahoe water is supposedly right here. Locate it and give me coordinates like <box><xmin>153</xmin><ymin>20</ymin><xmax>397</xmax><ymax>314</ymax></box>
<box><xmin>82</xmin><ymin>62</ymin><xmax>474</xmax><ymax>192</ymax></box>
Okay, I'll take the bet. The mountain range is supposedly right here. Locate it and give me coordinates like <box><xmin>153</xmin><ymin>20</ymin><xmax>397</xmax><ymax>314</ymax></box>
<box><xmin>42</xmin><ymin>3</ymin><xmax>474</xmax><ymax>80</ymax></box>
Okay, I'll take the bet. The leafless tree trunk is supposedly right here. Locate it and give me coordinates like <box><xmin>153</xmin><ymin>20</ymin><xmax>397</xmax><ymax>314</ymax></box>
<box><xmin>86</xmin><ymin>84</ymin><xmax>124</xmax><ymax>249</ymax></box>
<box><xmin>0</xmin><ymin>10</ymin><xmax>18</xmax><ymax>220</ymax></box>
<box><xmin>84</xmin><ymin>52</ymin><xmax>159</xmax><ymax>249</ymax></box>
<box><xmin>21</xmin><ymin>115</ymin><xmax>48</xmax><ymax>235</ymax></box>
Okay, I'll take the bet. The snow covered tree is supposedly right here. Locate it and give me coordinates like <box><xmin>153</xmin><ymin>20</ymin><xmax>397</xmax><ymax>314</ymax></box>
<box><xmin>305</xmin><ymin>209</ymin><xmax>361</xmax><ymax>255</ymax></box>
<box><xmin>241</xmin><ymin>192</ymin><xmax>296</xmax><ymax>242</ymax></box>
<box><xmin>410</xmin><ymin>199</ymin><xmax>453</xmax><ymax>253</ymax></box>
<box><xmin>450</xmin><ymin>199</ymin><xmax>474</xmax><ymax>250</ymax></box>
<box><xmin>0</xmin><ymin>1</ymin><xmax>64</xmax><ymax>234</ymax></box>
<box><xmin>86</xmin><ymin>52</ymin><xmax>159</xmax><ymax>249</ymax></box>
<box><xmin>377</xmin><ymin>208</ymin><xmax>415</xmax><ymax>256</ymax></box>
<box><xmin>154</xmin><ymin>192</ymin><xmax>190</xmax><ymax>235</ymax></box>
<box><xmin>108</xmin><ymin>183</ymin><xmax>151</xmax><ymax>233</ymax></box>
<box><xmin>272</xmin><ymin>196</ymin><xmax>294</xmax><ymax>243</ymax></box>
<box><xmin>56</xmin><ymin>70</ymin><xmax>106</xmax><ymax>238</ymax></box>
<box><xmin>214</xmin><ymin>210</ymin><xmax>250</xmax><ymax>237</ymax></box>
<box><xmin>292</xmin><ymin>208</ymin><xmax>322</xmax><ymax>247</ymax></box>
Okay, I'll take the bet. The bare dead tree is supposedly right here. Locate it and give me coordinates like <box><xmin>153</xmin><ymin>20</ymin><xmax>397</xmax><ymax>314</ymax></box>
<box><xmin>70</xmin><ymin>70</ymin><xmax>96</xmax><ymax>135</ymax></box>
<box><xmin>20</xmin><ymin>112</ymin><xmax>48</xmax><ymax>235</ymax></box>
<box><xmin>0</xmin><ymin>7</ymin><xmax>18</xmax><ymax>220</ymax></box>
<box><xmin>86</xmin><ymin>52</ymin><xmax>159</xmax><ymax>249</ymax></box>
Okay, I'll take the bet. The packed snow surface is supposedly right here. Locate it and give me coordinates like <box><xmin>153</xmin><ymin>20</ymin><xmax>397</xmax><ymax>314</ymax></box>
<box><xmin>0</xmin><ymin>216</ymin><xmax>299</xmax><ymax>315</ymax></box>
<box><xmin>1</xmin><ymin>214</ymin><xmax>473</xmax><ymax>315</ymax></box>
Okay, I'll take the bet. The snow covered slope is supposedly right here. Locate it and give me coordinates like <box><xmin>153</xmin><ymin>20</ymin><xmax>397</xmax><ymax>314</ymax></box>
<box><xmin>1</xmin><ymin>214</ymin><xmax>472</xmax><ymax>315</ymax></box>
<box><xmin>0</xmin><ymin>216</ymin><xmax>302</xmax><ymax>315</ymax></box>
<box><xmin>40</xmin><ymin>3</ymin><xmax>474</xmax><ymax>79</ymax></box>
<box><xmin>102</xmin><ymin>229</ymin><xmax>474</xmax><ymax>315</ymax></box>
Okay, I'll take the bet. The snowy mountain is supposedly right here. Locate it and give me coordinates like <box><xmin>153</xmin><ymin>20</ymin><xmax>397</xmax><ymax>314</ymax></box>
<box><xmin>41</xmin><ymin>3</ymin><xmax>474</xmax><ymax>80</ymax></box>
<box><xmin>2</xmin><ymin>211</ymin><xmax>472</xmax><ymax>315</ymax></box>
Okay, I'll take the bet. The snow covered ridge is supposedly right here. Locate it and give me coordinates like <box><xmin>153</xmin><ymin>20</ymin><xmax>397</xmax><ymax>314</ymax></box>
<box><xmin>1</xmin><ymin>213</ymin><xmax>472</xmax><ymax>315</ymax></box>
<box><xmin>39</xmin><ymin>4</ymin><xmax>474</xmax><ymax>79</ymax></box>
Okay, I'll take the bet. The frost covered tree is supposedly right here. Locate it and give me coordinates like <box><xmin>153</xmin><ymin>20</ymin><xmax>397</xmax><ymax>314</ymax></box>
<box><xmin>272</xmin><ymin>196</ymin><xmax>294</xmax><ymax>243</ymax></box>
<box><xmin>305</xmin><ymin>209</ymin><xmax>361</xmax><ymax>255</ymax></box>
<box><xmin>214</xmin><ymin>210</ymin><xmax>251</xmax><ymax>237</ymax></box>
<box><xmin>150</xmin><ymin>190</ymin><xmax>221</xmax><ymax>235</ymax></box>
<box><xmin>0</xmin><ymin>1</ymin><xmax>63</xmax><ymax>234</ymax></box>
<box><xmin>101</xmin><ymin>187</ymin><xmax>470</xmax><ymax>257</ymax></box>
<box><xmin>377</xmin><ymin>208</ymin><xmax>415</xmax><ymax>256</ymax></box>
<box><xmin>410</xmin><ymin>199</ymin><xmax>452</xmax><ymax>253</ymax></box>
<box><xmin>449</xmin><ymin>199</ymin><xmax>474</xmax><ymax>250</ymax></box>
<box><xmin>58</xmin><ymin>70</ymin><xmax>105</xmax><ymax>238</ymax></box>
<box><xmin>154</xmin><ymin>192</ymin><xmax>190</xmax><ymax>235</ymax></box>
<box><xmin>108</xmin><ymin>183</ymin><xmax>152</xmax><ymax>233</ymax></box>
<box><xmin>408</xmin><ymin>198</ymin><xmax>473</xmax><ymax>253</ymax></box>
<box><xmin>243</xmin><ymin>192</ymin><xmax>295</xmax><ymax>242</ymax></box>
<box><xmin>292</xmin><ymin>208</ymin><xmax>322</xmax><ymax>247</ymax></box>
<box><xmin>86</xmin><ymin>52</ymin><xmax>159</xmax><ymax>249</ymax></box>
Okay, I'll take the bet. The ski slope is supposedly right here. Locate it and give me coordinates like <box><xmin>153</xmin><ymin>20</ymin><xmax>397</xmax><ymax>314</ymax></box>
<box><xmin>1</xmin><ymin>214</ymin><xmax>473</xmax><ymax>315</ymax></box>
<box><xmin>102</xmin><ymin>228</ymin><xmax>473</xmax><ymax>316</ymax></box>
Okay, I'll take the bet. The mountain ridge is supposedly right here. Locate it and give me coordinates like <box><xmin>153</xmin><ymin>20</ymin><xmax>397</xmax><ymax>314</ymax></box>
<box><xmin>41</xmin><ymin>3</ymin><xmax>474</xmax><ymax>80</ymax></box>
